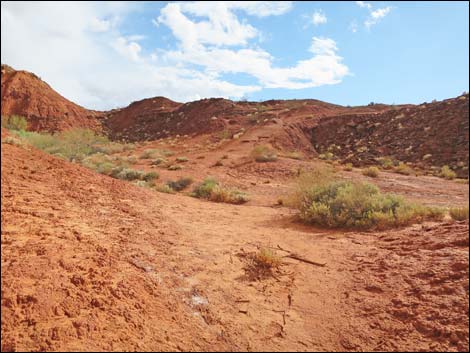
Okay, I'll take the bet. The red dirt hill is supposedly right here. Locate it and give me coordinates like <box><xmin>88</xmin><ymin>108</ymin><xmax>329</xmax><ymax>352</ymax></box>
<box><xmin>1</xmin><ymin>64</ymin><xmax>102</xmax><ymax>132</ymax></box>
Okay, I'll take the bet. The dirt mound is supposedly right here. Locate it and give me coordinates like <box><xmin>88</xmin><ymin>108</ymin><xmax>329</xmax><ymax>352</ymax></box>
<box><xmin>311</xmin><ymin>94</ymin><xmax>469</xmax><ymax>177</ymax></box>
<box><xmin>1</xmin><ymin>64</ymin><xmax>103</xmax><ymax>132</ymax></box>
<box><xmin>0</xmin><ymin>142</ymin><xmax>231</xmax><ymax>351</ymax></box>
<box><xmin>344</xmin><ymin>221</ymin><xmax>469</xmax><ymax>351</ymax></box>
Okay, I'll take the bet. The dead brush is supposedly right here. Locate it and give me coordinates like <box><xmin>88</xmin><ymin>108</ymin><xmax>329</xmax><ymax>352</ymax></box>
<box><xmin>241</xmin><ymin>247</ymin><xmax>283</xmax><ymax>280</ymax></box>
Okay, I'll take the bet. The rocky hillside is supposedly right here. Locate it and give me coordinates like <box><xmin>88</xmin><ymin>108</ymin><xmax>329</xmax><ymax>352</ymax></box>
<box><xmin>311</xmin><ymin>94</ymin><xmax>469</xmax><ymax>177</ymax></box>
<box><xmin>1</xmin><ymin>65</ymin><xmax>102</xmax><ymax>132</ymax></box>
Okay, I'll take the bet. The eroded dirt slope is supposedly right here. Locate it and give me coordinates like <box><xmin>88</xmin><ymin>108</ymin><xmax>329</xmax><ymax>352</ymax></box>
<box><xmin>0</xmin><ymin>142</ymin><xmax>230</xmax><ymax>351</ymax></box>
<box><xmin>1</xmin><ymin>65</ymin><xmax>102</xmax><ymax>132</ymax></box>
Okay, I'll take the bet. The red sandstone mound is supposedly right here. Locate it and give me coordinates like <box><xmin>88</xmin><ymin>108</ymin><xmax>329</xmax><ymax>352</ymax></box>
<box><xmin>311</xmin><ymin>94</ymin><xmax>469</xmax><ymax>177</ymax></box>
<box><xmin>0</xmin><ymin>140</ymin><xmax>230</xmax><ymax>351</ymax></box>
<box><xmin>1</xmin><ymin>64</ymin><xmax>102</xmax><ymax>132</ymax></box>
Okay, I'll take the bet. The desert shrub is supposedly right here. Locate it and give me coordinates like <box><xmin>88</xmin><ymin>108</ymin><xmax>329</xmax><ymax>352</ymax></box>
<box><xmin>176</xmin><ymin>156</ymin><xmax>189</xmax><ymax>163</ymax></box>
<box><xmin>254</xmin><ymin>248</ymin><xmax>282</xmax><ymax>269</ymax></box>
<box><xmin>192</xmin><ymin>177</ymin><xmax>249</xmax><ymax>204</ymax></box>
<box><xmin>394</xmin><ymin>162</ymin><xmax>414</xmax><ymax>176</ymax></box>
<box><xmin>168</xmin><ymin>164</ymin><xmax>182</xmax><ymax>171</ymax></box>
<box><xmin>362</xmin><ymin>166</ymin><xmax>380</xmax><ymax>178</ymax></box>
<box><xmin>318</xmin><ymin>152</ymin><xmax>334</xmax><ymax>160</ymax></box>
<box><xmin>124</xmin><ymin>155</ymin><xmax>138</xmax><ymax>164</ymax></box>
<box><xmin>449</xmin><ymin>207</ymin><xmax>469</xmax><ymax>221</ymax></box>
<box><xmin>291</xmin><ymin>170</ymin><xmax>444</xmax><ymax>229</ymax></box>
<box><xmin>167</xmin><ymin>177</ymin><xmax>193</xmax><ymax>191</ymax></box>
<box><xmin>151</xmin><ymin>157</ymin><xmax>167</xmax><ymax>165</ymax></box>
<box><xmin>116</xmin><ymin>168</ymin><xmax>146</xmax><ymax>181</ymax></box>
<box><xmin>251</xmin><ymin>145</ymin><xmax>277</xmax><ymax>162</ymax></box>
<box><xmin>143</xmin><ymin>171</ymin><xmax>159</xmax><ymax>182</ymax></box>
<box><xmin>343</xmin><ymin>163</ymin><xmax>353</xmax><ymax>171</ymax></box>
<box><xmin>156</xmin><ymin>184</ymin><xmax>176</xmax><ymax>194</ymax></box>
<box><xmin>439</xmin><ymin>165</ymin><xmax>456</xmax><ymax>180</ymax></box>
<box><xmin>1</xmin><ymin>115</ymin><xmax>28</xmax><ymax>131</ymax></box>
<box><xmin>379</xmin><ymin>157</ymin><xmax>394</xmax><ymax>170</ymax></box>
<box><xmin>140</xmin><ymin>149</ymin><xmax>160</xmax><ymax>159</ymax></box>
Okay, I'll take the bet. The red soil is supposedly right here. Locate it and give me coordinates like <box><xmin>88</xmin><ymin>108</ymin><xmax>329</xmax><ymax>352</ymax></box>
<box><xmin>1</xmin><ymin>139</ymin><xmax>468</xmax><ymax>351</ymax></box>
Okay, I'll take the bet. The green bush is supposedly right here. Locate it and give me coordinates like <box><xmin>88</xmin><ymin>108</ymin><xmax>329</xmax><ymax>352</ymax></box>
<box><xmin>439</xmin><ymin>165</ymin><xmax>456</xmax><ymax>180</ymax></box>
<box><xmin>166</xmin><ymin>177</ymin><xmax>193</xmax><ymax>191</ymax></box>
<box><xmin>251</xmin><ymin>145</ymin><xmax>277</xmax><ymax>162</ymax></box>
<box><xmin>192</xmin><ymin>177</ymin><xmax>249</xmax><ymax>204</ymax></box>
<box><xmin>449</xmin><ymin>207</ymin><xmax>469</xmax><ymax>221</ymax></box>
<box><xmin>1</xmin><ymin>115</ymin><xmax>28</xmax><ymax>131</ymax></box>
<box><xmin>362</xmin><ymin>166</ymin><xmax>380</xmax><ymax>178</ymax></box>
<box><xmin>292</xmin><ymin>171</ymin><xmax>444</xmax><ymax>229</ymax></box>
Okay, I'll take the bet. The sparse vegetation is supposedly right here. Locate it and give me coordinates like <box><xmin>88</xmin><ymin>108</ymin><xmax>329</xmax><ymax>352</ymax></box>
<box><xmin>343</xmin><ymin>163</ymin><xmax>353</xmax><ymax>171</ymax></box>
<box><xmin>140</xmin><ymin>149</ymin><xmax>159</xmax><ymax>159</ymax></box>
<box><xmin>362</xmin><ymin>166</ymin><xmax>380</xmax><ymax>178</ymax></box>
<box><xmin>1</xmin><ymin>115</ymin><xmax>28</xmax><ymax>131</ymax></box>
<box><xmin>176</xmin><ymin>156</ymin><xmax>189</xmax><ymax>163</ymax></box>
<box><xmin>251</xmin><ymin>145</ymin><xmax>278</xmax><ymax>162</ymax></box>
<box><xmin>449</xmin><ymin>207</ymin><xmax>469</xmax><ymax>221</ymax></box>
<box><xmin>318</xmin><ymin>152</ymin><xmax>334</xmax><ymax>160</ymax></box>
<box><xmin>394</xmin><ymin>162</ymin><xmax>414</xmax><ymax>176</ymax></box>
<box><xmin>254</xmin><ymin>248</ymin><xmax>282</xmax><ymax>269</ymax></box>
<box><xmin>289</xmin><ymin>169</ymin><xmax>444</xmax><ymax>229</ymax></box>
<box><xmin>2</xmin><ymin>136</ymin><xmax>24</xmax><ymax>146</ymax></box>
<box><xmin>378</xmin><ymin>157</ymin><xmax>394</xmax><ymax>170</ymax></box>
<box><xmin>166</xmin><ymin>177</ymin><xmax>193</xmax><ymax>191</ymax></box>
<box><xmin>192</xmin><ymin>177</ymin><xmax>249</xmax><ymax>204</ymax></box>
<box><xmin>282</xmin><ymin>151</ymin><xmax>304</xmax><ymax>160</ymax></box>
<box><xmin>156</xmin><ymin>184</ymin><xmax>176</xmax><ymax>194</ymax></box>
<box><xmin>439</xmin><ymin>165</ymin><xmax>457</xmax><ymax>180</ymax></box>
<box><xmin>168</xmin><ymin>164</ymin><xmax>182</xmax><ymax>171</ymax></box>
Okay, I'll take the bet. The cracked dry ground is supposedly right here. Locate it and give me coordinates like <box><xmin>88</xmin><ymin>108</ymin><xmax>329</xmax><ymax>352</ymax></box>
<box><xmin>1</xmin><ymin>142</ymin><xmax>469</xmax><ymax>351</ymax></box>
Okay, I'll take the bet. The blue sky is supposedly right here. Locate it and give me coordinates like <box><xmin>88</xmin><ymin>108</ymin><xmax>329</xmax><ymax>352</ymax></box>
<box><xmin>1</xmin><ymin>1</ymin><xmax>469</xmax><ymax>110</ymax></box>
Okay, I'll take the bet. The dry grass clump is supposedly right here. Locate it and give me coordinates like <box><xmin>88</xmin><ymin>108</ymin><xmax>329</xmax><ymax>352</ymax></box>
<box><xmin>449</xmin><ymin>207</ymin><xmax>469</xmax><ymax>221</ymax></box>
<box><xmin>282</xmin><ymin>151</ymin><xmax>304</xmax><ymax>160</ymax></box>
<box><xmin>251</xmin><ymin>145</ymin><xmax>278</xmax><ymax>162</ymax></box>
<box><xmin>166</xmin><ymin>177</ymin><xmax>193</xmax><ymax>191</ymax></box>
<box><xmin>289</xmin><ymin>168</ymin><xmax>444</xmax><ymax>230</ymax></box>
<box><xmin>378</xmin><ymin>157</ymin><xmax>394</xmax><ymax>170</ymax></box>
<box><xmin>254</xmin><ymin>248</ymin><xmax>282</xmax><ymax>269</ymax></box>
<box><xmin>175</xmin><ymin>156</ymin><xmax>189</xmax><ymax>163</ymax></box>
<box><xmin>362</xmin><ymin>166</ymin><xmax>380</xmax><ymax>178</ymax></box>
<box><xmin>343</xmin><ymin>163</ymin><xmax>353</xmax><ymax>171</ymax></box>
<box><xmin>168</xmin><ymin>164</ymin><xmax>183</xmax><ymax>171</ymax></box>
<box><xmin>192</xmin><ymin>177</ymin><xmax>249</xmax><ymax>204</ymax></box>
<box><xmin>2</xmin><ymin>136</ymin><xmax>24</xmax><ymax>146</ymax></box>
<box><xmin>439</xmin><ymin>165</ymin><xmax>457</xmax><ymax>180</ymax></box>
<box><xmin>394</xmin><ymin>162</ymin><xmax>414</xmax><ymax>176</ymax></box>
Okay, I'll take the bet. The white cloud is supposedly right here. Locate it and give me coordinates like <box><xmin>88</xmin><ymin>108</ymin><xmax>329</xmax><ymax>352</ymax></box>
<box><xmin>365</xmin><ymin>6</ymin><xmax>392</xmax><ymax>28</ymax></box>
<box><xmin>356</xmin><ymin>1</ymin><xmax>372</xmax><ymax>9</ymax></box>
<box><xmin>1</xmin><ymin>1</ymin><xmax>348</xmax><ymax>110</ymax></box>
<box><xmin>312</xmin><ymin>10</ymin><xmax>327</xmax><ymax>26</ymax></box>
<box><xmin>354</xmin><ymin>2</ymin><xmax>392</xmax><ymax>30</ymax></box>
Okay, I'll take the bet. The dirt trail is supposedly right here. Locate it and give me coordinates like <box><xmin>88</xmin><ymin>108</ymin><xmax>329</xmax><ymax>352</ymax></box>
<box><xmin>2</xmin><ymin>141</ymin><xmax>468</xmax><ymax>351</ymax></box>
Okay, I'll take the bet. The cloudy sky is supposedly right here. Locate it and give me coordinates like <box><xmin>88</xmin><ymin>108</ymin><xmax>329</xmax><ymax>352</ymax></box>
<box><xmin>1</xmin><ymin>1</ymin><xmax>469</xmax><ymax>110</ymax></box>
